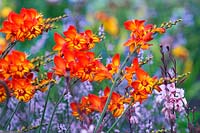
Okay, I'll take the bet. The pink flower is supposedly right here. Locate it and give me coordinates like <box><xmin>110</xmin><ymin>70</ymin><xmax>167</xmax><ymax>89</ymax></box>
<box><xmin>155</xmin><ymin>83</ymin><xmax>187</xmax><ymax>121</ymax></box>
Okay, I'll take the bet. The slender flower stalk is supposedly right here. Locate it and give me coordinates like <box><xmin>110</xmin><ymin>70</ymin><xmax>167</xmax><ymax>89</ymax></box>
<box><xmin>47</xmin><ymin>93</ymin><xmax>65</xmax><ymax>132</ymax></box>
<box><xmin>0</xmin><ymin>80</ymin><xmax>10</xmax><ymax>121</ymax></box>
<box><xmin>38</xmin><ymin>84</ymin><xmax>54</xmax><ymax>132</ymax></box>
<box><xmin>94</xmin><ymin>47</ymin><xmax>139</xmax><ymax>132</ymax></box>
<box><xmin>47</xmin><ymin>77</ymin><xmax>69</xmax><ymax>132</ymax></box>
<box><xmin>4</xmin><ymin>101</ymin><xmax>21</xmax><ymax>130</ymax></box>
<box><xmin>0</xmin><ymin>41</ymin><xmax>17</xmax><ymax>59</ymax></box>
<box><xmin>107</xmin><ymin>98</ymin><xmax>134</xmax><ymax>133</ymax></box>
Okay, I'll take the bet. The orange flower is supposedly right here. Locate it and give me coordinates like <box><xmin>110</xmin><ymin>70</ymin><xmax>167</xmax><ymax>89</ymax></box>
<box><xmin>96</xmin><ymin>11</ymin><xmax>119</xmax><ymax>36</ymax></box>
<box><xmin>130</xmin><ymin>90</ymin><xmax>148</xmax><ymax>103</ymax></box>
<box><xmin>132</xmin><ymin>68</ymin><xmax>155</xmax><ymax>93</ymax></box>
<box><xmin>70</xmin><ymin>96</ymin><xmax>92</xmax><ymax>120</ymax></box>
<box><xmin>131</xmin><ymin>68</ymin><xmax>161</xmax><ymax>103</ymax></box>
<box><xmin>0</xmin><ymin>50</ymin><xmax>34</xmax><ymax>79</ymax></box>
<box><xmin>0</xmin><ymin>8</ymin><xmax>45</xmax><ymax>42</ymax></box>
<box><xmin>0</xmin><ymin>59</ymin><xmax>9</xmax><ymax>79</ymax></box>
<box><xmin>82</xmin><ymin>30</ymin><xmax>100</xmax><ymax>48</ymax></box>
<box><xmin>5</xmin><ymin>50</ymin><xmax>34</xmax><ymax>78</ymax></box>
<box><xmin>104</xmin><ymin>87</ymin><xmax>125</xmax><ymax>117</ymax></box>
<box><xmin>93</xmin><ymin>61</ymin><xmax>112</xmax><ymax>82</ymax></box>
<box><xmin>124</xmin><ymin>58</ymin><xmax>139</xmax><ymax>85</ymax></box>
<box><xmin>53</xmin><ymin>55</ymin><xmax>67</xmax><ymax>77</ymax></box>
<box><xmin>53</xmin><ymin>25</ymin><xmax>100</xmax><ymax>52</ymax></box>
<box><xmin>70</xmin><ymin>87</ymin><xmax>128</xmax><ymax>118</ymax></box>
<box><xmin>79</xmin><ymin>96</ymin><xmax>92</xmax><ymax>115</ymax></box>
<box><xmin>0</xmin><ymin>87</ymin><xmax>7</xmax><ymax>103</ymax></box>
<box><xmin>12</xmin><ymin>78</ymin><xmax>35</xmax><ymax>102</ymax></box>
<box><xmin>53</xmin><ymin>33</ymin><xmax>67</xmax><ymax>51</ymax></box>
<box><xmin>124</xmin><ymin>19</ymin><xmax>146</xmax><ymax>32</ymax></box>
<box><xmin>68</xmin><ymin>51</ymin><xmax>96</xmax><ymax>81</ymax></box>
<box><xmin>124</xmin><ymin>19</ymin><xmax>165</xmax><ymax>53</ymax></box>
<box><xmin>70</xmin><ymin>102</ymin><xmax>82</xmax><ymax>120</ymax></box>
<box><xmin>88</xmin><ymin>94</ymin><xmax>107</xmax><ymax>113</ymax></box>
<box><xmin>53</xmin><ymin>48</ymin><xmax>111</xmax><ymax>82</ymax></box>
<box><xmin>106</xmin><ymin>54</ymin><xmax>120</xmax><ymax>75</ymax></box>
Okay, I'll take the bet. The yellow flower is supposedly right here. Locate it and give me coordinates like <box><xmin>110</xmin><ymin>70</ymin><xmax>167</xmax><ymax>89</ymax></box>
<box><xmin>172</xmin><ymin>45</ymin><xmax>189</xmax><ymax>59</ymax></box>
<box><xmin>96</xmin><ymin>11</ymin><xmax>119</xmax><ymax>36</ymax></box>
<box><xmin>0</xmin><ymin>7</ymin><xmax>12</xmax><ymax>18</ymax></box>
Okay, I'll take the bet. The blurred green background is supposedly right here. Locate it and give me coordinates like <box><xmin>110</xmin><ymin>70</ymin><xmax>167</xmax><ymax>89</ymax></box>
<box><xmin>0</xmin><ymin>0</ymin><xmax>199</xmax><ymax>110</ymax></box>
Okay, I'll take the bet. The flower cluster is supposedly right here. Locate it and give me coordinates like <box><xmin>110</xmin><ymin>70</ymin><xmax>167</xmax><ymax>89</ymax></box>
<box><xmin>0</xmin><ymin>50</ymin><xmax>34</xmax><ymax>102</ymax></box>
<box><xmin>0</xmin><ymin>7</ymin><xmax>190</xmax><ymax>132</ymax></box>
<box><xmin>0</xmin><ymin>8</ymin><xmax>43</xmax><ymax>42</ymax></box>
<box><xmin>53</xmin><ymin>25</ymin><xmax>120</xmax><ymax>82</ymax></box>
<box><xmin>0</xmin><ymin>50</ymin><xmax>54</xmax><ymax>102</ymax></box>
<box><xmin>155</xmin><ymin>83</ymin><xmax>187</xmax><ymax>120</ymax></box>
<box><xmin>124</xmin><ymin>19</ymin><xmax>165</xmax><ymax>53</ymax></box>
<box><xmin>124</xmin><ymin>58</ymin><xmax>161</xmax><ymax>103</ymax></box>
<box><xmin>68</xmin><ymin>20</ymin><xmax>166</xmax><ymax>121</ymax></box>
<box><xmin>0</xmin><ymin>8</ymin><xmax>64</xmax><ymax>42</ymax></box>
<box><xmin>70</xmin><ymin>87</ymin><xmax>129</xmax><ymax>120</ymax></box>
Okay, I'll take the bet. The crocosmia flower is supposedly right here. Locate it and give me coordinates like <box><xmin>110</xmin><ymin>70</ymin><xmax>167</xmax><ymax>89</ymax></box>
<box><xmin>0</xmin><ymin>86</ymin><xmax>7</xmax><ymax>103</ymax></box>
<box><xmin>53</xmin><ymin>25</ymin><xmax>100</xmax><ymax>52</ymax></box>
<box><xmin>131</xmin><ymin>68</ymin><xmax>161</xmax><ymax>103</ymax></box>
<box><xmin>124</xmin><ymin>19</ymin><xmax>165</xmax><ymax>53</ymax></box>
<box><xmin>0</xmin><ymin>8</ymin><xmax>53</xmax><ymax>42</ymax></box>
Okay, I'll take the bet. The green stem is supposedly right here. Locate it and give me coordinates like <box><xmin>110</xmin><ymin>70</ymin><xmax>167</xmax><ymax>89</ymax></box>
<box><xmin>94</xmin><ymin>53</ymin><xmax>131</xmax><ymax>132</ymax></box>
<box><xmin>4</xmin><ymin>101</ymin><xmax>21</xmax><ymax>130</ymax></box>
<box><xmin>107</xmin><ymin>99</ymin><xmax>134</xmax><ymax>133</ymax></box>
<box><xmin>0</xmin><ymin>80</ymin><xmax>11</xmax><ymax>122</ymax></box>
<box><xmin>38</xmin><ymin>84</ymin><xmax>53</xmax><ymax>132</ymax></box>
<box><xmin>46</xmin><ymin>93</ymin><xmax>65</xmax><ymax>133</ymax></box>
<box><xmin>94</xmin><ymin>46</ymin><xmax>140</xmax><ymax>132</ymax></box>
<box><xmin>0</xmin><ymin>41</ymin><xmax>17</xmax><ymax>59</ymax></box>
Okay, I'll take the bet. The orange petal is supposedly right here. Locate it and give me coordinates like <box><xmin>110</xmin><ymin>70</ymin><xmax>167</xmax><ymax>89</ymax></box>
<box><xmin>54</xmin><ymin>56</ymin><xmax>66</xmax><ymax>76</ymax></box>
<box><xmin>104</xmin><ymin>86</ymin><xmax>110</xmax><ymax>97</ymax></box>
<box><xmin>88</xmin><ymin>94</ymin><xmax>101</xmax><ymax>111</ymax></box>
<box><xmin>136</xmin><ymin>68</ymin><xmax>148</xmax><ymax>80</ymax></box>
<box><xmin>112</xmin><ymin>54</ymin><xmax>120</xmax><ymax>67</ymax></box>
<box><xmin>70</xmin><ymin>102</ymin><xmax>79</xmax><ymax>112</ymax></box>
<box><xmin>131</xmin><ymin>80</ymin><xmax>140</xmax><ymax>90</ymax></box>
<box><xmin>53</xmin><ymin>33</ymin><xmax>66</xmax><ymax>51</ymax></box>
<box><xmin>111</xmin><ymin>91</ymin><xmax>121</xmax><ymax>101</ymax></box>
<box><xmin>132</xmin><ymin>58</ymin><xmax>139</xmax><ymax>69</ymax></box>
<box><xmin>63</xmin><ymin>25</ymin><xmax>77</xmax><ymax>39</ymax></box>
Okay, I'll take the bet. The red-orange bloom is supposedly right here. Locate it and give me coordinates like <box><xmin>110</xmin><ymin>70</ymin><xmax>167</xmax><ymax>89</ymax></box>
<box><xmin>70</xmin><ymin>102</ymin><xmax>82</xmax><ymax>120</ymax></box>
<box><xmin>106</xmin><ymin>54</ymin><xmax>120</xmax><ymax>75</ymax></box>
<box><xmin>0</xmin><ymin>8</ymin><xmax>44</xmax><ymax>42</ymax></box>
<box><xmin>93</xmin><ymin>61</ymin><xmax>112</xmax><ymax>82</ymax></box>
<box><xmin>0</xmin><ymin>86</ymin><xmax>7</xmax><ymax>103</ymax></box>
<box><xmin>124</xmin><ymin>19</ymin><xmax>165</xmax><ymax>53</ymax></box>
<box><xmin>53</xmin><ymin>55</ymin><xmax>67</xmax><ymax>77</ymax></box>
<box><xmin>104</xmin><ymin>87</ymin><xmax>125</xmax><ymax>117</ymax></box>
<box><xmin>53</xmin><ymin>25</ymin><xmax>100</xmax><ymax>52</ymax></box>
<box><xmin>124</xmin><ymin>58</ymin><xmax>139</xmax><ymax>85</ymax></box>
<box><xmin>70</xmin><ymin>87</ymin><xmax>129</xmax><ymax>119</ymax></box>
<box><xmin>131</xmin><ymin>68</ymin><xmax>161</xmax><ymax>103</ymax></box>
<box><xmin>53</xmin><ymin>49</ymin><xmax>111</xmax><ymax>82</ymax></box>
<box><xmin>0</xmin><ymin>50</ymin><xmax>34</xmax><ymax>79</ymax></box>
<box><xmin>70</xmin><ymin>96</ymin><xmax>92</xmax><ymax>120</ymax></box>
<box><xmin>11</xmin><ymin>78</ymin><xmax>35</xmax><ymax>102</ymax></box>
<box><xmin>88</xmin><ymin>94</ymin><xmax>107</xmax><ymax>113</ymax></box>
